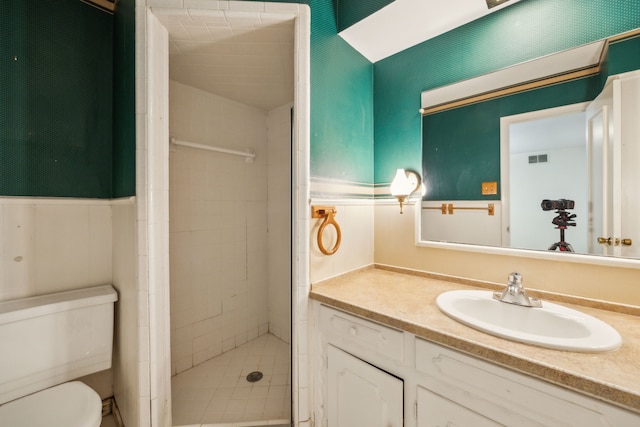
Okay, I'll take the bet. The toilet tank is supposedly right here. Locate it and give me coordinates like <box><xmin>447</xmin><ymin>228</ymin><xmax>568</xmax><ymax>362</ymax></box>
<box><xmin>0</xmin><ymin>285</ymin><xmax>118</xmax><ymax>405</ymax></box>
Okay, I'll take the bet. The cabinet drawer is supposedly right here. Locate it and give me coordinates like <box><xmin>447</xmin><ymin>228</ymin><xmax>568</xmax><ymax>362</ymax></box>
<box><xmin>417</xmin><ymin>386</ymin><xmax>500</xmax><ymax>427</ymax></box>
<box><xmin>320</xmin><ymin>305</ymin><xmax>404</xmax><ymax>362</ymax></box>
<box><xmin>415</xmin><ymin>338</ymin><xmax>640</xmax><ymax>426</ymax></box>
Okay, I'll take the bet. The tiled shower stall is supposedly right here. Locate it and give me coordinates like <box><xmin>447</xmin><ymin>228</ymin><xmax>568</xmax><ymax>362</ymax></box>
<box><xmin>168</xmin><ymin>81</ymin><xmax>292</xmax><ymax>376</ymax></box>
<box><xmin>167</xmin><ymin>71</ymin><xmax>293</xmax><ymax>426</ymax></box>
<box><xmin>144</xmin><ymin>2</ymin><xmax>313</xmax><ymax>424</ymax></box>
<box><xmin>141</xmin><ymin>3</ymin><xmax>311</xmax><ymax>425</ymax></box>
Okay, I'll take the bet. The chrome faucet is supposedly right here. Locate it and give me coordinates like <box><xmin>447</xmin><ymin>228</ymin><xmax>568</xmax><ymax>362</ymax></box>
<box><xmin>492</xmin><ymin>272</ymin><xmax>542</xmax><ymax>308</ymax></box>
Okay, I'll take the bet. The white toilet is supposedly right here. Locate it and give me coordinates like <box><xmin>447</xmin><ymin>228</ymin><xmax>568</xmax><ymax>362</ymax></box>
<box><xmin>0</xmin><ymin>284</ymin><xmax>118</xmax><ymax>427</ymax></box>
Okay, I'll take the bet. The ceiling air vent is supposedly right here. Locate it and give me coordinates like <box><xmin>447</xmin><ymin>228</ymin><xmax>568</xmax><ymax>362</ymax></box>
<box><xmin>528</xmin><ymin>154</ymin><xmax>549</xmax><ymax>164</ymax></box>
<box><xmin>486</xmin><ymin>0</ymin><xmax>511</xmax><ymax>9</ymax></box>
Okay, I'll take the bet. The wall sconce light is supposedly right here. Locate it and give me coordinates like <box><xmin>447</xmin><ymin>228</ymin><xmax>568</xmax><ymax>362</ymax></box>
<box><xmin>390</xmin><ymin>168</ymin><xmax>422</xmax><ymax>214</ymax></box>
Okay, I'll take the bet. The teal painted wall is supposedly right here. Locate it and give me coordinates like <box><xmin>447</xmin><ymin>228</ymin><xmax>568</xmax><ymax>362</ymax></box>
<box><xmin>179</xmin><ymin>0</ymin><xmax>376</xmax><ymax>184</ymax></box>
<box><xmin>0</xmin><ymin>0</ymin><xmax>114</xmax><ymax>197</ymax></box>
<box><xmin>310</xmin><ymin>0</ymin><xmax>374</xmax><ymax>183</ymax></box>
<box><xmin>608</xmin><ymin>33</ymin><xmax>640</xmax><ymax>75</ymax></box>
<box><xmin>374</xmin><ymin>0</ymin><xmax>640</xmax><ymax>189</ymax></box>
<box><xmin>336</xmin><ymin>0</ymin><xmax>395</xmax><ymax>32</ymax></box>
<box><xmin>421</xmin><ymin>34</ymin><xmax>640</xmax><ymax>201</ymax></box>
<box><xmin>6</xmin><ymin>1</ymin><xmax>638</xmax><ymax>198</ymax></box>
<box><xmin>0</xmin><ymin>0</ymin><xmax>374</xmax><ymax>198</ymax></box>
<box><xmin>113</xmin><ymin>0</ymin><xmax>136</xmax><ymax>197</ymax></box>
<box><xmin>421</xmin><ymin>77</ymin><xmax>600</xmax><ymax>201</ymax></box>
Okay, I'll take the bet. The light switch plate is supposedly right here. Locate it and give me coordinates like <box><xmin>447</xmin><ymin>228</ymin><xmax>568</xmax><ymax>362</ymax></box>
<box><xmin>482</xmin><ymin>181</ymin><xmax>498</xmax><ymax>195</ymax></box>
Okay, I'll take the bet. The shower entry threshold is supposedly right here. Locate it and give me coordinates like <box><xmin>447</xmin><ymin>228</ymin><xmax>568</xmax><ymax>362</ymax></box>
<box><xmin>173</xmin><ymin>420</ymin><xmax>293</xmax><ymax>427</ymax></box>
<box><xmin>174</xmin><ymin>421</ymin><xmax>291</xmax><ymax>427</ymax></box>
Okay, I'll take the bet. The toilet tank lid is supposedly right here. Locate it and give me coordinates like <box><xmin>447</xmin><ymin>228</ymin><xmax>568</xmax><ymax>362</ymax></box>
<box><xmin>0</xmin><ymin>284</ymin><xmax>117</xmax><ymax>325</ymax></box>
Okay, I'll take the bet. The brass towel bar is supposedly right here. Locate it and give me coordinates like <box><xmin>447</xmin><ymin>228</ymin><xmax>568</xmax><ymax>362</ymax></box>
<box><xmin>423</xmin><ymin>203</ymin><xmax>495</xmax><ymax>216</ymax></box>
<box><xmin>422</xmin><ymin>204</ymin><xmax>449</xmax><ymax>215</ymax></box>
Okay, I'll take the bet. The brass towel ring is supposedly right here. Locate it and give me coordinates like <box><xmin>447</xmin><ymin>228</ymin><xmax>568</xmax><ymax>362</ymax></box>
<box><xmin>312</xmin><ymin>206</ymin><xmax>342</xmax><ymax>256</ymax></box>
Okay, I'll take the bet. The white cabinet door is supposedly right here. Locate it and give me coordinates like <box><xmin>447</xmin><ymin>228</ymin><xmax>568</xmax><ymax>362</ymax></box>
<box><xmin>327</xmin><ymin>345</ymin><xmax>403</xmax><ymax>427</ymax></box>
<box><xmin>417</xmin><ymin>386</ymin><xmax>502</xmax><ymax>427</ymax></box>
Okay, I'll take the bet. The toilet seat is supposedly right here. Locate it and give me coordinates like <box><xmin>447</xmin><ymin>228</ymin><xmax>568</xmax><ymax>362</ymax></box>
<box><xmin>0</xmin><ymin>381</ymin><xmax>102</xmax><ymax>427</ymax></box>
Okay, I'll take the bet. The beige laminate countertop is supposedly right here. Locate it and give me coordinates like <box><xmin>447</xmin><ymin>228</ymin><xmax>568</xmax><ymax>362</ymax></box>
<box><xmin>309</xmin><ymin>266</ymin><xmax>640</xmax><ymax>413</ymax></box>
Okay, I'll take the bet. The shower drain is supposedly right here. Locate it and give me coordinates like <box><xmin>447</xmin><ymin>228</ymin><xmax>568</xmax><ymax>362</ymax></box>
<box><xmin>246</xmin><ymin>371</ymin><xmax>263</xmax><ymax>383</ymax></box>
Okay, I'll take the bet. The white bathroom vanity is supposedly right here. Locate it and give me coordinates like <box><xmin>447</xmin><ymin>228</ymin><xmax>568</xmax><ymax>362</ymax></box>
<box><xmin>310</xmin><ymin>267</ymin><xmax>640</xmax><ymax>426</ymax></box>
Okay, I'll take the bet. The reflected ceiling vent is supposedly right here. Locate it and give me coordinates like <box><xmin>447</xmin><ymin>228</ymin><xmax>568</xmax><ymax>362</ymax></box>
<box><xmin>486</xmin><ymin>0</ymin><xmax>511</xmax><ymax>9</ymax></box>
<box><xmin>81</xmin><ymin>0</ymin><xmax>115</xmax><ymax>13</ymax></box>
<box><xmin>528</xmin><ymin>154</ymin><xmax>549</xmax><ymax>164</ymax></box>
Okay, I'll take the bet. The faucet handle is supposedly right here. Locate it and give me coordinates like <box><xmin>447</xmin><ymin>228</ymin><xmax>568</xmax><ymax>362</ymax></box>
<box><xmin>508</xmin><ymin>272</ymin><xmax>522</xmax><ymax>287</ymax></box>
<box><xmin>494</xmin><ymin>272</ymin><xmax>542</xmax><ymax>308</ymax></box>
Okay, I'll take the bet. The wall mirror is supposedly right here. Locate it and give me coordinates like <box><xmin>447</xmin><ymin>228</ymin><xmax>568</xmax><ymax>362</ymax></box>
<box><xmin>418</xmin><ymin>30</ymin><xmax>640</xmax><ymax>265</ymax></box>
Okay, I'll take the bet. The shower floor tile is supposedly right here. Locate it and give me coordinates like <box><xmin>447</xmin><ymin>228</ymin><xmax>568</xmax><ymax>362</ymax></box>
<box><xmin>172</xmin><ymin>333</ymin><xmax>291</xmax><ymax>426</ymax></box>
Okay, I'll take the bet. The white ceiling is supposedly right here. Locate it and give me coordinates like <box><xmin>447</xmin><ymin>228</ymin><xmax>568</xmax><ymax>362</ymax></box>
<box><xmin>155</xmin><ymin>10</ymin><xmax>294</xmax><ymax>111</ymax></box>
<box><xmin>154</xmin><ymin>1</ymin><xmax>521</xmax><ymax>110</ymax></box>
<box><xmin>510</xmin><ymin>112</ymin><xmax>587</xmax><ymax>154</ymax></box>
<box><xmin>339</xmin><ymin>0</ymin><xmax>522</xmax><ymax>63</ymax></box>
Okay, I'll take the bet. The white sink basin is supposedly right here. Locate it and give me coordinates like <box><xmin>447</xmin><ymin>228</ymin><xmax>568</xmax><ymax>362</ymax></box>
<box><xmin>436</xmin><ymin>290</ymin><xmax>622</xmax><ymax>352</ymax></box>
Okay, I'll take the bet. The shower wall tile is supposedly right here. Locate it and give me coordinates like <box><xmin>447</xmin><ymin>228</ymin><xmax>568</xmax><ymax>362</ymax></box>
<box><xmin>170</xmin><ymin>80</ymin><xmax>287</xmax><ymax>375</ymax></box>
<box><xmin>0</xmin><ymin>207</ymin><xmax>4</xmax><ymax>298</ymax></box>
<box><xmin>151</xmin><ymin>5</ymin><xmax>309</xmax><ymax>423</ymax></box>
<box><xmin>309</xmin><ymin>203</ymin><xmax>375</xmax><ymax>283</ymax></box>
<box><xmin>89</xmin><ymin>205</ymin><xmax>114</xmax><ymax>283</ymax></box>
<box><xmin>267</xmin><ymin>103</ymin><xmax>292</xmax><ymax>344</ymax></box>
<box><xmin>110</xmin><ymin>200</ymin><xmax>138</xmax><ymax>427</ymax></box>
<box><xmin>0</xmin><ymin>198</ymin><xmax>113</xmax><ymax>302</ymax></box>
<box><xmin>264</xmin><ymin>2</ymin><xmax>300</xmax><ymax>13</ymax></box>
<box><xmin>35</xmin><ymin>205</ymin><xmax>93</xmax><ymax>293</ymax></box>
<box><xmin>292</xmin><ymin>7</ymin><xmax>311</xmax><ymax>425</ymax></box>
<box><xmin>0</xmin><ymin>197</ymin><xmax>125</xmax><ymax>419</ymax></box>
<box><xmin>146</xmin><ymin>24</ymin><xmax>173</xmax><ymax>423</ymax></box>
<box><xmin>0</xmin><ymin>203</ymin><xmax>36</xmax><ymax>300</ymax></box>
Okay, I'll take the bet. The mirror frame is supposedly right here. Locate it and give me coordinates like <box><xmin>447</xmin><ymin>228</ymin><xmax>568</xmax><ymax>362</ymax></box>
<box><xmin>415</xmin><ymin>215</ymin><xmax>640</xmax><ymax>269</ymax></box>
<box><xmin>416</xmin><ymin>30</ymin><xmax>640</xmax><ymax>269</ymax></box>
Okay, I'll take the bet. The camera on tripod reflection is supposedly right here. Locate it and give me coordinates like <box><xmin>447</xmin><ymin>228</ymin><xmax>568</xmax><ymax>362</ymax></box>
<box><xmin>541</xmin><ymin>198</ymin><xmax>576</xmax><ymax>252</ymax></box>
<box><xmin>540</xmin><ymin>199</ymin><xmax>575</xmax><ymax>211</ymax></box>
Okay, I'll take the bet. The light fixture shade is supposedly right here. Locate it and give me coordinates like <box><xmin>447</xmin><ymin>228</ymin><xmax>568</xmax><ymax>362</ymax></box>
<box><xmin>390</xmin><ymin>169</ymin><xmax>422</xmax><ymax>214</ymax></box>
<box><xmin>390</xmin><ymin>169</ymin><xmax>412</xmax><ymax>197</ymax></box>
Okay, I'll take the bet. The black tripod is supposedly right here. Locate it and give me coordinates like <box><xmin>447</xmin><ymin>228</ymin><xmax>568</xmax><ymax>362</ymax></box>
<box><xmin>548</xmin><ymin>209</ymin><xmax>576</xmax><ymax>252</ymax></box>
